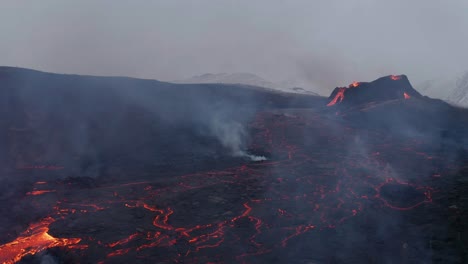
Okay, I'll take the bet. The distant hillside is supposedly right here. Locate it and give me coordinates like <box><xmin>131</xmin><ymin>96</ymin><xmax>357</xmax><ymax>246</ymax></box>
<box><xmin>174</xmin><ymin>72</ymin><xmax>320</xmax><ymax>96</ymax></box>
<box><xmin>0</xmin><ymin>66</ymin><xmax>323</xmax><ymax>179</ymax></box>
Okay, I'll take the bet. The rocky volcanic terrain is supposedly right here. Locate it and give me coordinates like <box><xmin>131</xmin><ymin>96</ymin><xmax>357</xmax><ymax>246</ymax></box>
<box><xmin>0</xmin><ymin>68</ymin><xmax>467</xmax><ymax>263</ymax></box>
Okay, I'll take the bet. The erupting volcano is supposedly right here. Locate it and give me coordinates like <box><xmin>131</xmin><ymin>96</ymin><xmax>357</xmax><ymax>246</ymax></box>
<box><xmin>327</xmin><ymin>75</ymin><xmax>421</xmax><ymax>107</ymax></box>
<box><xmin>0</xmin><ymin>68</ymin><xmax>466</xmax><ymax>263</ymax></box>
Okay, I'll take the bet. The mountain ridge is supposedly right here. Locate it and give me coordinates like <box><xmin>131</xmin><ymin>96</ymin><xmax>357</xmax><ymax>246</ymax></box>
<box><xmin>174</xmin><ymin>72</ymin><xmax>320</xmax><ymax>96</ymax></box>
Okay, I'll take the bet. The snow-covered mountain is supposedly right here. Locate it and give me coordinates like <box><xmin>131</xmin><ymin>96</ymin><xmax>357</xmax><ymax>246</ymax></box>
<box><xmin>414</xmin><ymin>71</ymin><xmax>468</xmax><ymax>107</ymax></box>
<box><xmin>415</xmin><ymin>78</ymin><xmax>456</xmax><ymax>100</ymax></box>
<box><xmin>447</xmin><ymin>72</ymin><xmax>468</xmax><ymax>107</ymax></box>
<box><xmin>174</xmin><ymin>73</ymin><xmax>319</xmax><ymax>95</ymax></box>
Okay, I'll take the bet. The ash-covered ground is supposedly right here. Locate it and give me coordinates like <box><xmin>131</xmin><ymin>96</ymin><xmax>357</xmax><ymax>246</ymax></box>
<box><xmin>0</xmin><ymin>68</ymin><xmax>467</xmax><ymax>263</ymax></box>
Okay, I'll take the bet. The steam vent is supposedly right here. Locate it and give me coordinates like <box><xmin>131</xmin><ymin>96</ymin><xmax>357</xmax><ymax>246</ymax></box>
<box><xmin>327</xmin><ymin>75</ymin><xmax>421</xmax><ymax>107</ymax></box>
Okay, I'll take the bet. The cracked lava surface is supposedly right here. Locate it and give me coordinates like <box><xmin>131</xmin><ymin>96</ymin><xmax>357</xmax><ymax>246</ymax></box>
<box><xmin>0</xmin><ymin>109</ymin><xmax>454</xmax><ymax>263</ymax></box>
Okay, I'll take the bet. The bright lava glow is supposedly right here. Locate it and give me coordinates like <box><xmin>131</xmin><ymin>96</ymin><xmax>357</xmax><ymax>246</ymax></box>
<box><xmin>0</xmin><ymin>218</ymin><xmax>81</xmax><ymax>264</ymax></box>
<box><xmin>26</xmin><ymin>190</ymin><xmax>56</xmax><ymax>196</ymax></box>
<box><xmin>327</xmin><ymin>88</ymin><xmax>346</xmax><ymax>106</ymax></box>
<box><xmin>0</xmin><ymin>111</ymin><xmax>438</xmax><ymax>263</ymax></box>
<box><xmin>404</xmin><ymin>92</ymin><xmax>411</xmax><ymax>99</ymax></box>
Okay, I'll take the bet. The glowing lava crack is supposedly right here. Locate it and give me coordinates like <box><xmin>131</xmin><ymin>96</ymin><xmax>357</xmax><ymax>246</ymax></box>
<box><xmin>0</xmin><ymin>109</ymin><xmax>446</xmax><ymax>263</ymax></box>
<box><xmin>0</xmin><ymin>218</ymin><xmax>81</xmax><ymax>264</ymax></box>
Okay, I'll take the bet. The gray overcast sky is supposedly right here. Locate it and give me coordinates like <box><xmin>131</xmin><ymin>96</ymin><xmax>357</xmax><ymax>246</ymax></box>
<box><xmin>1</xmin><ymin>1</ymin><xmax>468</xmax><ymax>93</ymax></box>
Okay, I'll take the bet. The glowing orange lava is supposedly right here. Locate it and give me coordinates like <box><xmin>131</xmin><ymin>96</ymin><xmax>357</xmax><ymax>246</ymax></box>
<box><xmin>404</xmin><ymin>92</ymin><xmax>411</xmax><ymax>99</ymax></box>
<box><xmin>108</xmin><ymin>233</ymin><xmax>140</xmax><ymax>248</ymax></box>
<box><xmin>349</xmin><ymin>81</ymin><xmax>359</xmax><ymax>88</ymax></box>
<box><xmin>0</xmin><ymin>111</ymin><xmax>441</xmax><ymax>263</ymax></box>
<box><xmin>391</xmin><ymin>75</ymin><xmax>401</xmax><ymax>81</ymax></box>
<box><xmin>327</xmin><ymin>88</ymin><xmax>346</xmax><ymax>106</ymax></box>
<box><xmin>26</xmin><ymin>190</ymin><xmax>56</xmax><ymax>196</ymax></box>
<box><xmin>0</xmin><ymin>217</ymin><xmax>81</xmax><ymax>264</ymax></box>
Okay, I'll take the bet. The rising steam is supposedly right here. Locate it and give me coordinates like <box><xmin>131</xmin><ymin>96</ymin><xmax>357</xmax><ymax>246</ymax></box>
<box><xmin>210</xmin><ymin>118</ymin><xmax>266</xmax><ymax>161</ymax></box>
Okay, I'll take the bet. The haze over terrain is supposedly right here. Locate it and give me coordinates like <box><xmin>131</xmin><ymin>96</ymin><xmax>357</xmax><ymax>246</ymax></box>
<box><xmin>1</xmin><ymin>67</ymin><xmax>467</xmax><ymax>263</ymax></box>
<box><xmin>1</xmin><ymin>1</ymin><xmax>468</xmax><ymax>96</ymax></box>
<box><xmin>1</xmin><ymin>2</ymin><xmax>468</xmax><ymax>263</ymax></box>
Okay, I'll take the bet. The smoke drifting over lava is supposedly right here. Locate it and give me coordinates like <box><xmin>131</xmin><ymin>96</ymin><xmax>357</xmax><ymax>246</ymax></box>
<box><xmin>1</xmin><ymin>1</ymin><xmax>468</xmax><ymax>262</ymax></box>
<box><xmin>208</xmin><ymin>116</ymin><xmax>266</xmax><ymax>161</ymax></box>
<box><xmin>1</xmin><ymin>67</ymin><xmax>467</xmax><ymax>263</ymax></box>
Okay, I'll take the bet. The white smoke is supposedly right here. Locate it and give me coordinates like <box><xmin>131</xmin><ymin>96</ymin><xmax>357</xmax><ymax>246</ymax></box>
<box><xmin>234</xmin><ymin>151</ymin><xmax>267</xmax><ymax>161</ymax></box>
<box><xmin>210</xmin><ymin>118</ymin><xmax>267</xmax><ymax>161</ymax></box>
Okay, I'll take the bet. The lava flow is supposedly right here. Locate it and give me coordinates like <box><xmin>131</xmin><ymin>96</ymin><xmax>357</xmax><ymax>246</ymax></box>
<box><xmin>0</xmin><ymin>109</ymin><xmax>449</xmax><ymax>263</ymax></box>
<box><xmin>327</xmin><ymin>87</ymin><xmax>346</xmax><ymax>106</ymax></box>
<box><xmin>26</xmin><ymin>190</ymin><xmax>56</xmax><ymax>196</ymax></box>
<box><xmin>404</xmin><ymin>92</ymin><xmax>411</xmax><ymax>99</ymax></box>
<box><xmin>0</xmin><ymin>218</ymin><xmax>81</xmax><ymax>264</ymax></box>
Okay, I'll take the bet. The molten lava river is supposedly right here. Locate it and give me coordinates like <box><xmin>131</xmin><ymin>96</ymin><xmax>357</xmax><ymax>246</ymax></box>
<box><xmin>0</xmin><ymin>110</ymin><xmax>455</xmax><ymax>263</ymax></box>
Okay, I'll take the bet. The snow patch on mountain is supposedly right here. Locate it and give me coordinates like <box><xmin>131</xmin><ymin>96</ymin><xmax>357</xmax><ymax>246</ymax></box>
<box><xmin>448</xmin><ymin>72</ymin><xmax>468</xmax><ymax>107</ymax></box>
<box><xmin>174</xmin><ymin>73</ymin><xmax>320</xmax><ymax>95</ymax></box>
<box><xmin>414</xmin><ymin>71</ymin><xmax>468</xmax><ymax>107</ymax></box>
<box><xmin>415</xmin><ymin>78</ymin><xmax>456</xmax><ymax>100</ymax></box>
